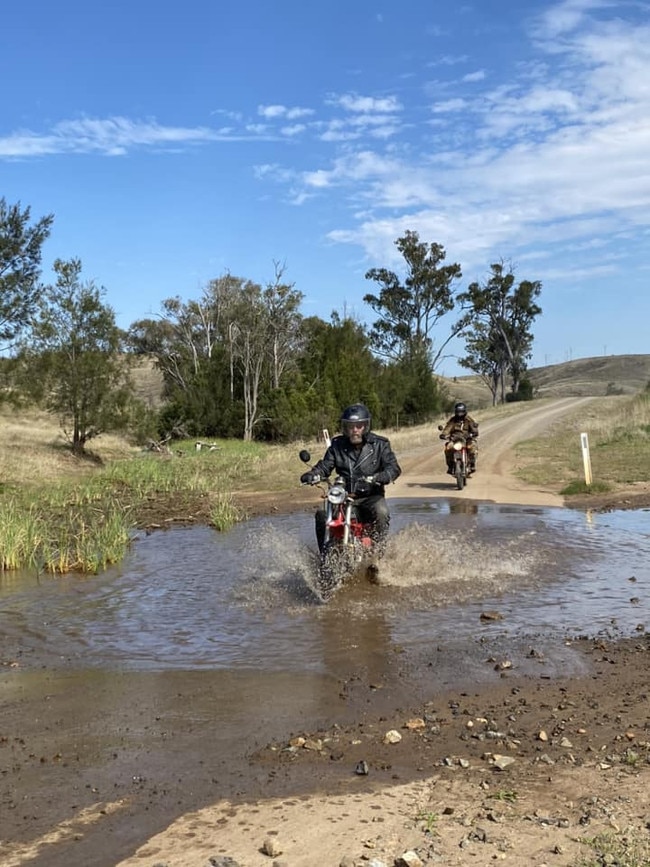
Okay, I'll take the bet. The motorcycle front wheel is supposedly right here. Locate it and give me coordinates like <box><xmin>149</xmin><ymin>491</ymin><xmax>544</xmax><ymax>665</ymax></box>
<box><xmin>455</xmin><ymin>461</ymin><xmax>465</xmax><ymax>490</ymax></box>
<box><xmin>318</xmin><ymin>543</ymin><xmax>347</xmax><ymax>600</ymax></box>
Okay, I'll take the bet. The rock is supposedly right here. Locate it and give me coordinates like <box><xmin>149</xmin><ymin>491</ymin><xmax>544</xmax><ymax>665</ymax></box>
<box><xmin>538</xmin><ymin>730</ymin><xmax>548</xmax><ymax>741</ymax></box>
<box><xmin>480</xmin><ymin>610</ymin><xmax>503</xmax><ymax>621</ymax></box>
<box><xmin>395</xmin><ymin>852</ymin><xmax>424</xmax><ymax>867</ymax></box>
<box><xmin>355</xmin><ymin>759</ymin><xmax>369</xmax><ymax>775</ymax></box>
<box><xmin>492</xmin><ymin>754</ymin><xmax>516</xmax><ymax>770</ymax></box>
<box><xmin>262</xmin><ymin>837</ymin><xmax>283</xmax><ymax>857</ymax></box>
<box><xmin>383</xmin><ymin>729</ymin><xmax>402</xmax><ymax>744</ymax></box>
<box><xmin>209</xmin><ymin>858</ymin><xmax>241</xmax><ymax>867</ymax></box>
<box><xmin>404</xmin><ymin>718</ymin><xmax>426</xmax><ymax>730</ymax></box>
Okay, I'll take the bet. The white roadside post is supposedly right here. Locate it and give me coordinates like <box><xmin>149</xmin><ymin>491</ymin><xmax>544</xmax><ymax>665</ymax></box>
<box><xmin>322</xmin><ymin>428</ymin><xmax>331</xmax><ymax>448</ymax></box>
<box><xmin>580</xmin><ymin>432</ymin><xmax>593</xmax><ymax>486</ymax></box>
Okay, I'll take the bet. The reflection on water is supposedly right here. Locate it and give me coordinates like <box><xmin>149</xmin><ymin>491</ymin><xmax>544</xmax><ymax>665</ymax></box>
<box><xmin>1</xmin><ymin>499</ymin><xmax>648</xmax><ymax>675</ymax></box>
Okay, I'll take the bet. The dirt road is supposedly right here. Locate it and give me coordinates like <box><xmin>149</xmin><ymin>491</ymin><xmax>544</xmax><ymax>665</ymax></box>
<box><xmin>392</xmin><ymin>396</ymin><xmax>596</xmax><ymax>507</ymax></box>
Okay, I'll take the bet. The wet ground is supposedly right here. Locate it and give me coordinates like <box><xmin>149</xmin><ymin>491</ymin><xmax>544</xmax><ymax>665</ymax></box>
<box><xmin>1</xmin><ymin>493</ymin><xmax>649</xmax><ymax>867</ymax></box>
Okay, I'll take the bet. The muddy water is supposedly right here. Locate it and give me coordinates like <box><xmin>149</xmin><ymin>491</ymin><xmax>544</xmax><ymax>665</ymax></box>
<box><xmin>2</xmin><ymin>499</ymin><xmax>648</xmax><ymax>677</ymax></box>
<box><xmin>2</xmin><ymin>499</ymin><xmax>649</xmax><ymax>866</ymax></box>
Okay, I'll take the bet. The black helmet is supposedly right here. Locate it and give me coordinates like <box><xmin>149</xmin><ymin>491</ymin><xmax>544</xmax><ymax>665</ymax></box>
<box><xmin>340</xmin><ymin>403</ymin><xmax>371</xmax><ymax>437</ymax></box>
<box><xmin>454</xmin><ymin>402</ymin><xmax>467</xmax><ymax>418</ymax></box>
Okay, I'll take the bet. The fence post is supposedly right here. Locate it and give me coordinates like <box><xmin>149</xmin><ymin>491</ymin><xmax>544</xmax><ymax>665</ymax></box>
<box><xmin>580</xmin><ymin>432</ymin><xmax>593</xmax><ymax>486</ymax></box>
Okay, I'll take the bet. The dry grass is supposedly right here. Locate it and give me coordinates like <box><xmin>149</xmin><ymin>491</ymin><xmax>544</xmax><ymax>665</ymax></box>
<box><xmin>0</xmin><ymin>407</ymin><xmax>139</xmax><ymax>490</ymax></box>
<box><xmin>515</xmin><ymin>392</ymin><xmax>650</xmax><ymax>490</ymax></box>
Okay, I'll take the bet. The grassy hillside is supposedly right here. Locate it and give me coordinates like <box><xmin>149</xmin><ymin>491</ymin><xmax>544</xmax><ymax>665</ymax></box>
<box><xmin>438</xmin><ymin>354</ymin><xmax>650</xmax><ymax>409</ymax></box>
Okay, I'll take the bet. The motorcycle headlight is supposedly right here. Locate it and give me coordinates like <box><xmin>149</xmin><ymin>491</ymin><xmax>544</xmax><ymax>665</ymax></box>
<box><xmin>328</xmin><ymin>483</ymin><xmax>347</xmax><ymax>504</ymax></box>
<box><xmin>453</xmin><ymin>440</ymin><xmax>464</xmax><ymax>451</ymax></box>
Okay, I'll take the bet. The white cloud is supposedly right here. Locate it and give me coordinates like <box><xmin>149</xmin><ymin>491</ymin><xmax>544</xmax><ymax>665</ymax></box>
<box><xmin>280</xmin><ymin>124</ymin><xmax>306</xmax><ymax>137</ymax></box>
<box><xmin>258</xmin><ymin>104</ymin><xmax>314</xmax><ymax>120</ymax></box>
<box><xmin>332</xmin><ymin>93</ymin><xmax>403</xmax><ymax>113</ymax></box>
<box><xmin>0</xmin><ymin>117</ymin><xmax>219</xmax><ymax>157</ymax></box>
<box><xmin>0</xmin><ymin>115</ymin><xmax>281</xmax><ymax>158</ymax></box>
<box><xmin>534</xmin><ymin>0</ymin><xmax>615</xmax><ymax>39</ymax></box>
<box><xmin>431</xmin><ymin>98</ymin><xmax>468</xmax><ymax>113</ymax></box>
<box><xmin>462</xmin><ymin>70</ymin><xmax>486</xmax><ymax>83</ymax></box>
<box><xmin>258</xmin><ymin>104</ymin><xmax>287</xmax><ymax>118</ymax></box>
<box><xmin>294</xmin><ymin>1</ymin><xmax>650</xmax><ymax>281</ymax></box>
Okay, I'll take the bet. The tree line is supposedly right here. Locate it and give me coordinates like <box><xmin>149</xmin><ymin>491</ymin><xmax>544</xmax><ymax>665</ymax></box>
<box><xmin>0</xmin><ymin>197</ymin><xmax>542</xmax><ymax>452</ymax></box>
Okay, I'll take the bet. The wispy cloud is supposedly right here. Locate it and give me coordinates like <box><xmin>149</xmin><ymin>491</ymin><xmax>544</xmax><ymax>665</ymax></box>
<box><xmin>0</xmin><ymin>116</ymin><xmax>277</xmax><ymax>158</ymax></box>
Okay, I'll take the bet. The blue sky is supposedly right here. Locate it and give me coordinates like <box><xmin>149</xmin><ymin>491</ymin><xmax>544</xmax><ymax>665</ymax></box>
<box><xmin>2</xmin><ymin>0</ymin><xmax>649</xmax><ymax>377</ymax></box>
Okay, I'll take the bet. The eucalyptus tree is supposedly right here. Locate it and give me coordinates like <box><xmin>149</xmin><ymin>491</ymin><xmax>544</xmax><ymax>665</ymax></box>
<box><xmin>129</xmin><ymin>269</ymin><xmax>304</xmax><ymax>440</ymax></box>
<box><xmin>19</xmin><ymin>258</ymin><xmax>132</xmax><ymax>453</ymax></box>
<box><xmin>458</xmin><ymin>321</ymin><xmax>504</xmax><ymax>406</ymax></box>
<box><xmin>227</xmin><ymin>270</ymin><xmax>304</xmax><ymax>440</ymax></box>
<box><xmin>0</xmin><ymin>198</ymin><xmax>54</xmax><ymax>350</ymax></box>
<box><xmin>457</xmin><ymin>262</ymin><xmax>542</xmax><ymax>402</ymax></box>
<box><xmin>364</xmin><ymin>230</ymin><xmax>462</xmax><ymax>368</ymax></box>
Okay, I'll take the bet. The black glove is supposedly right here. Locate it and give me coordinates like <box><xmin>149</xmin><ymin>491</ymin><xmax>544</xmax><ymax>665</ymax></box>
<box><xmin>354</xmin><ymin>478</ymin><xmax>373</xmax><ymax>496</ymax></box>
<box><xmin>300</xmin><ymin>471</ymin><xmax>319</xmax><ymax>485</ymax></box>
<box><xmin>439</xmin><ymin>434</ymin><xmax>447</xmax><ymax>440</ymax></box>
<box><xmin>373</xmin><ymin>471</ymin><xmax>389</xmax><ymax>485</ymax></box>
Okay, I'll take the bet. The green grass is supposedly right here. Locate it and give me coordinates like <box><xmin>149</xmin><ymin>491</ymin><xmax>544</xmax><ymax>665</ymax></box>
<box><xmin>577</xmin><ymin>830</ymin><xmax>650</xmax><ymax>867</ymax></box>
<box><xmin>560</xmin><ymin>480</ymin><xmax>612</xmax><ymax>496</ymax></box>
<box><xmin>0</xmin><ymin>433</ymin><xmax>306</xmax><ymax>573</ymax></box>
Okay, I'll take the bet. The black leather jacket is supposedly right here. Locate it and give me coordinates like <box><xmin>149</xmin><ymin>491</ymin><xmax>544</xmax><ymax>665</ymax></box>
<box><xmin>310</xmin><ymin>432</ymin><xmax>401</xmax><ymax>496</ymax></box>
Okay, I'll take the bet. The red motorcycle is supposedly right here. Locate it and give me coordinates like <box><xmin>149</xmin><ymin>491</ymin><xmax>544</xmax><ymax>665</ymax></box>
<box><xmin>299</xmin><ymin>450</ymin><xmax>376</xmax><ymax>600</ymax></box>
<box><xmin>438</xmin><ymin>426</ymin><xmax>475</xmax><ymax>490</ymax></box>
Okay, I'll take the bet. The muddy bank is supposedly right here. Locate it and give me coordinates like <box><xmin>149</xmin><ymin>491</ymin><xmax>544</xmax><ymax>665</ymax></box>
<box><xmin>2</xmin><ymin>634</ymin><xmax>650</xmax><ymax>867</ymax></box>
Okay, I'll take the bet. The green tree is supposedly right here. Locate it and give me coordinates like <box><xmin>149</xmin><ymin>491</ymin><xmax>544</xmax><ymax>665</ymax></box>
<box><xmin>364</xmin><ymin>230</ymin><xmax>462</xmax><ymax>368</ymax></box>
<box><xmin>129</xmin><ymin>269</ymin><xmax>304</xmax><ymax>441</ymax></box>
<box><xmin>457</xmin><ymin>262</ymin><xmax>542</xmax><ymax>403</ymax></box>
<box><xmin>229</xmin><ymin>269</ymin><xmax>304</xmax><ymax>440</ymax></box>
<box><xmin>0</xmin><ymin>198</ymin><xmax>54</xmax><ymax>349</ymax></box>
<box><xmin>458</xmin><ymin>321</ymin><xmax>504</xmax><ymax>406</ymax></box>
<box><xmin>19</xmin><ymin>258</ymin><xmax>133</xmax><ymax>454</ymax></box>
<box><xmin>296</xmin><ymin>313</ymin><xmax>380</xmax><ymax>431</ymax></box>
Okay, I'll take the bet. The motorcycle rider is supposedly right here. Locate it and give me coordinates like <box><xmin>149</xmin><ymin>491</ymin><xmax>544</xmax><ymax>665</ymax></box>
<box><xmin>439</xmin><ymin>402</ymin><xmax>479</xmax><ymax>474</ymax></box>
<box><xmin>300</xmin><ymin>403</ymin><xmax>401</xmax><ymax>554</ymax></box>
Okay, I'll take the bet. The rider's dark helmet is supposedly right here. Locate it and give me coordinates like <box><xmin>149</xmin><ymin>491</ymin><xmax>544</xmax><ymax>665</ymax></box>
<box><xmin>340</xmin><ymin>403</ymin><xmax>371</xmax><ymax>437</ymax></box>
<box><xmin>454</xmin><ymin>402</ymin><xmax>467</xmax><ymax>418</ymax></box>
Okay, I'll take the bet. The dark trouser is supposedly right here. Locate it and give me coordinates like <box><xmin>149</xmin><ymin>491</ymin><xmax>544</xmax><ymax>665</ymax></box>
<box><xmin>315</xmin><ymin>494</ymin><xmax>391</xmax><ymax>554</ymax></box>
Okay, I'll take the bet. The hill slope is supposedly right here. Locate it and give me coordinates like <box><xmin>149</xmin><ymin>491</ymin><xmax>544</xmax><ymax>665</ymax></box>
<box><xmin>439</xmin><ymin>353</ymin><xmax>650</xmax><ymax>407</ymax></box>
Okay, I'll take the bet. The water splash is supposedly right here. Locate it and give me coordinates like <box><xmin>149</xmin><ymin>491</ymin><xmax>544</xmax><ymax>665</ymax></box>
<box><xmin>234</xmin><ymin>524</ymin><xmax>321</xmax><ymax>606</ymax></box>
<box><xmin>378</xmin><ymin>523</ymin><xmax>542</xmax><ymax>601</ymax></box>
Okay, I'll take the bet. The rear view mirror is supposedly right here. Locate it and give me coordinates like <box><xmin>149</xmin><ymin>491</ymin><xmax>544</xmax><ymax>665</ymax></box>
<box><xmin>299</xmin><ymin>449</ymin><xmax>311</xmax><ymax>464</ymax></box>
